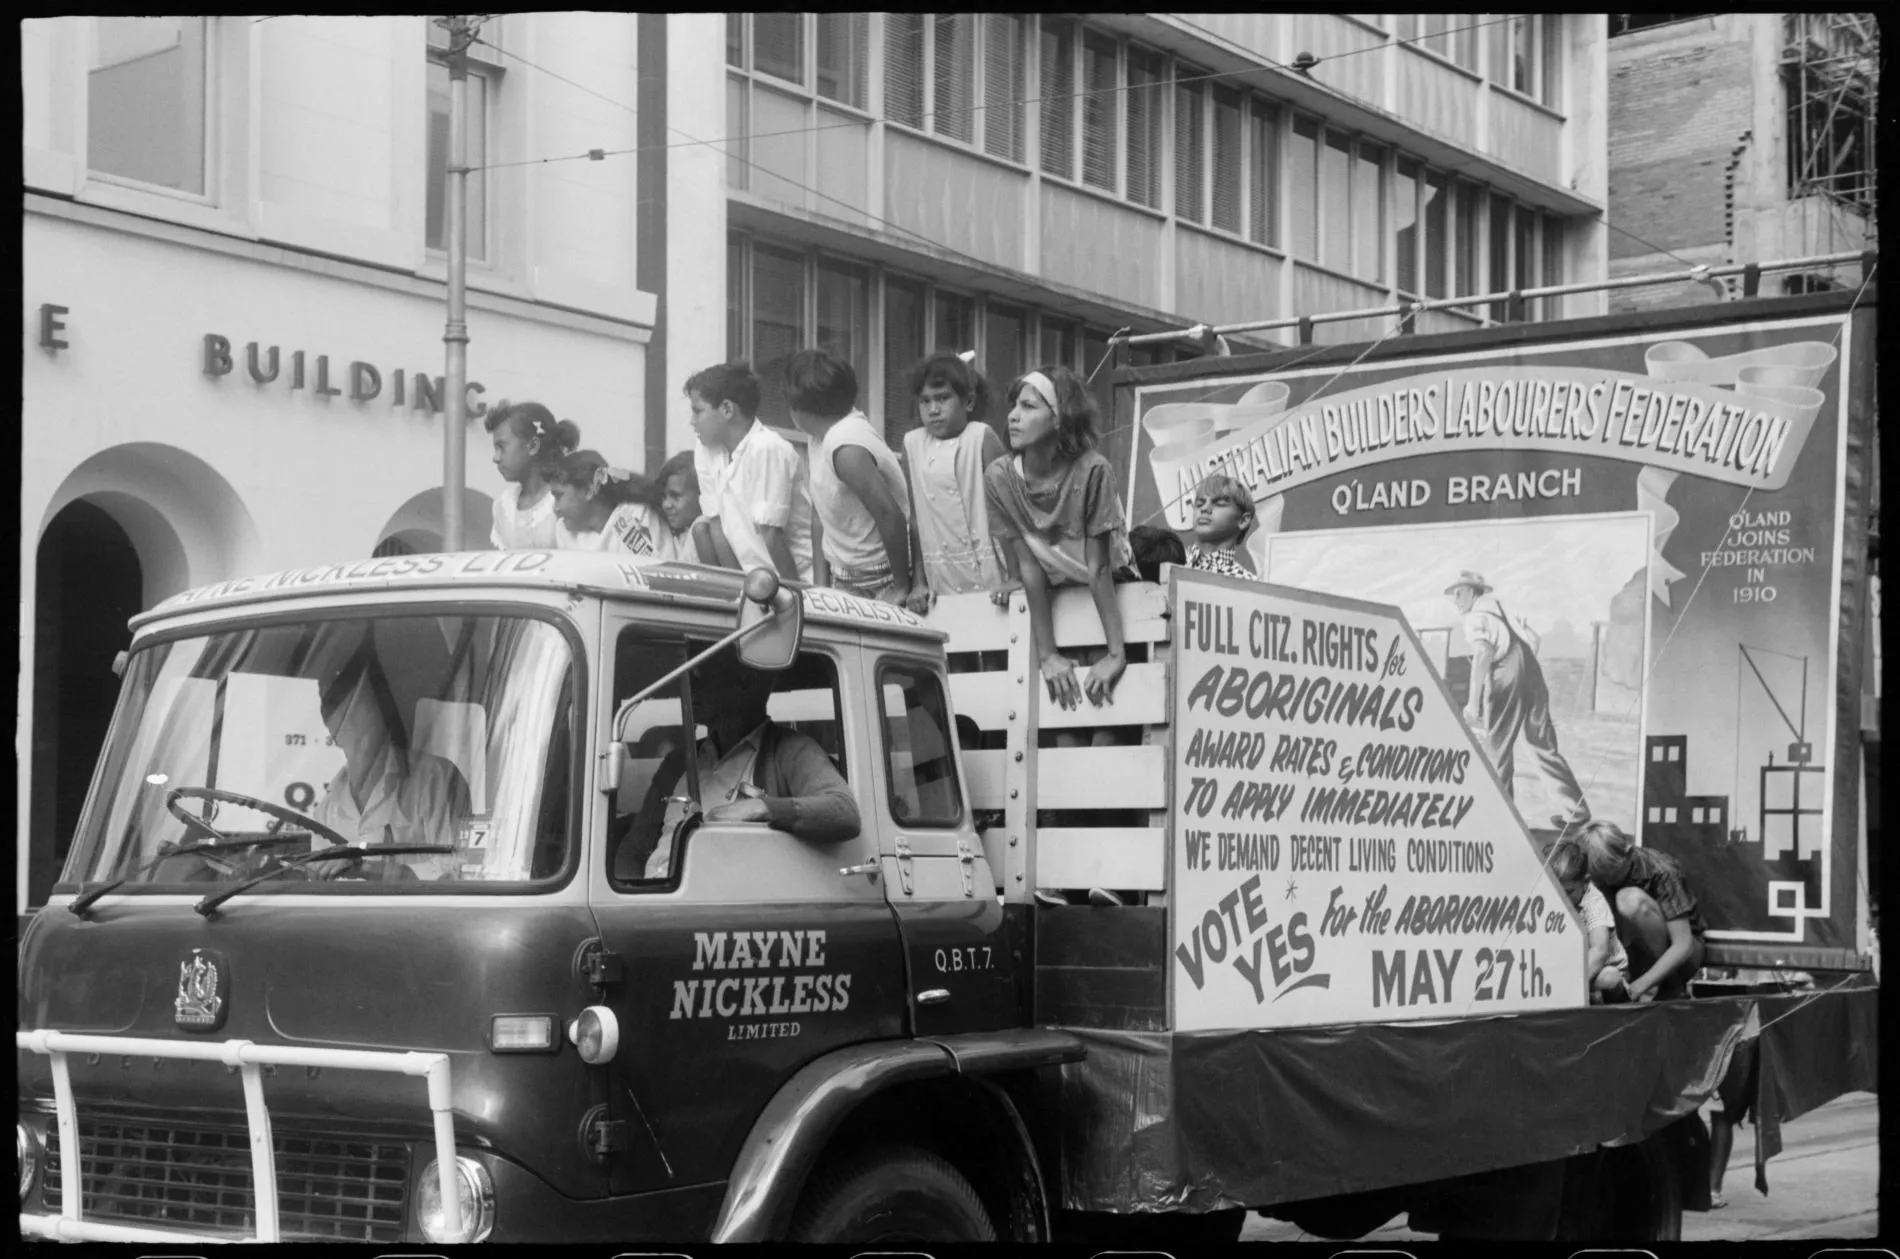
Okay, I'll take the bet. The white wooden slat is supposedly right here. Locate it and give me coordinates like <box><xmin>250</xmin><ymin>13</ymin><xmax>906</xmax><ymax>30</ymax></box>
<box><xmin>1035</xmin><ymin>827</ymin><xmax>1166</xmax><ymax>891</ymax></box>
<box><xmin>963</xmin><ymin>749</ymin><xmax>1008</xmax><ymax>810</ymax></box>
<box><xmin>1050</xmin><ymin>582</ymin><xmax>1172</xmax><ymax>649</ymax></box>
<box><xmin>1032</xmin><ymin>661</ymin><xmax>1169</xmax><ymax>730</ymax></box>
<box><xmin>947</xmin><ymin>671</ymin><xmax>1016</xmax><ymax>732</ymax></box>
<box><xmin>924</xmin><ymin>591</ymin><xmax>1015</xmax><ymax>651</ymax></box>
<box><xmin>1034</xmin><ymin>746</ymin><xmax>1170</xmax><ymax>810</ymax></box>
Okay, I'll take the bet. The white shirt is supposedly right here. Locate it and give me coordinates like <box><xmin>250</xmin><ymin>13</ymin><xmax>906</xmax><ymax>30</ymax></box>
<box><xmin>311</xmin><ymin>748</ymin><xmax>466</xmax><ymax>879</ymax></box>
<box><xmin>811</xmin><ymin>410</ymin><xmax>908</xmax><ymax>583</ymax></box>
<box><xmin>1461</xmin><ymin>593</ymin><xmax>1513</xmax><ymax>654</ymax></box>
<box><xmin>556</xmin><ymin>503</ymin><xmax>667</xmax><ymax>555</ymax></box>
<box><xmin>1578</xmin><ymin>882</ymin><xmax>1631</xmax><ymax>974</ymax></box>
<box><xmin>491</xmin><ymin>483</ymin><xmax>561</xmax><ymax>550</ymax></box>
<box><xmin>701</xmin><ymin>420</ymin><xmax>815</xmax><ymax>582</ymax></box>
<box><xmin>645</xmin><ymin>726</ymin><xmax>766</xmax><ymax>879</ymax></box>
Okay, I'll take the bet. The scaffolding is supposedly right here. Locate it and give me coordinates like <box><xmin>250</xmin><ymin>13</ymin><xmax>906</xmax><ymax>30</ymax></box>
<box><xmin>1781</xmin><ymin>14</ymin><xmax>1878</xmax><ymax>238</ymax></box>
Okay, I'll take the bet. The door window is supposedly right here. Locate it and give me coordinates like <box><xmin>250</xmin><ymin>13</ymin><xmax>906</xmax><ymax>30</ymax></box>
<box><xmin>878</xmin><ymin>663</ymin><xmax>962</xmax><ymax>827</ymax></box>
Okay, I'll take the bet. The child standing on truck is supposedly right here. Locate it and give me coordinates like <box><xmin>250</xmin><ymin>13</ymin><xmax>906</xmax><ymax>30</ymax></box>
<box><xmin>984</xmin><ymin>365</ymin><xmax>1135</xmax><ymax>711</ymax></box>
<box><xmin>547</xmin><ymin>450</ymin><xmax>669</xmax><ymax>555</ymax></box>
<box><xmin>1576</xmin><ymin>820</ymin><xmax>1708</xmax><ymax>1001</ymax></box>
<box><xmin>654</xmin><ymin>450</ymin><xmax>711</xmax><ymax>564</ymax></box>
<box><xmin>1186</xmin><ymin>473</ymin><xmax>1259</xmax><ymax>580</ymax></box>
<box><xmin>784</xmin><ymin>348</ymin><xmax>915</xmax><ymax>604</ymax></box>
<box><xmin>1129</xmin><ymin>525</ymin><xmax>1187</xmax><ymax>583</ymax></box>
<box><xmin>902</xmin><ymin>351</ymin><xmax>1008</xmax><ymax>614</ymax></box>
<box><xmin>486</xmin><ymin>401</ymin><xmax>579</xmax><ymax>549</ymax></box>
<box><xmin>686</xmin><ymin>362</ymin><xmax>815</xmax><ymax>583</ymax></box>
<box><xmin>1547</xmin><ymin>838</ymin><xmax>1631</xmax><ymax>1003</ymax></box>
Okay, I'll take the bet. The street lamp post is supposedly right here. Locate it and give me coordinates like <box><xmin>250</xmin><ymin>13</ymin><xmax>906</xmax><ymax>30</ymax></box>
<box><xmin>436</xmin><ymin>15</ymin><xmax>482</xmax><ymax>553</ymax></box>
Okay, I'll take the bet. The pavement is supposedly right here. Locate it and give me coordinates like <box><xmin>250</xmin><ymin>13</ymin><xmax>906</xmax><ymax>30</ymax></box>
<box><xmin>1242</xmin><ymin>1090</ymin><xmax>1879</xmax><ymax>1243</ymax></box>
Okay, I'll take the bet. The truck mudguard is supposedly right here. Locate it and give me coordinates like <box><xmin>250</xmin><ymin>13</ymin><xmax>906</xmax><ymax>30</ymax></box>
<box><xmin>710</xmin><ymin>1029</ymin><xmax>1085</xmax><ymax>1242</ymax></box>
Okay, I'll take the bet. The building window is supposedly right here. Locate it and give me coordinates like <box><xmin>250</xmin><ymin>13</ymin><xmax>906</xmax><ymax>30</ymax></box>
<box><xmin>752</xmin><ymin>12</ymin><xmax>803</xmax><ymax>85</ymax></box>
<box><xmin>1488</xmin><ymin>190</ymin><xmax>1512</xmax><ymax>321</ymax></box>
<box><xmin>936</xmin><ymin>290</ymin><xmax>975</xmax><ymax>357</ymax></box>
<box><xmin>1422</xmin><ymin>171</ymin><xmax>1449</xmax><ymax>299</ymax></box>
<box><xmin>882</xmin><ymin>275</ymin><xmax>928</xmax><ymax>441</ymax></box>
<box><xmin>1353</xmin><ymin>140</ymin><xmax>1386</xmax><ymax>283</ymax></box>
<box><xmin>751</xmin><ymin>242</ymin><xmax>807</xmax><ymax>425</ymax></box>
<box><xmin>932</xmin><ymin>15</ymin><xmax>976</xmax><ymax>142</ymax></box>
<box><xmin>1174</xmin><ymin>75</ymin><xmax>1206</xmax><ymax>223</ymax></box>
<box><xmin>815</xmin><ymin>258</ymin><xmax>871</xmax><ymax>396</ymax></box>
<box><xmin>1080</xmin><ymin>30</ymin><xmax>1119</xmax><ymax>192</ymax></box>
<box><xmin>1249</xmin><ymin>99</ymin><xmax>1279</xmax><ymax>247</ymax></box>
<box><xmin>425</xmin><ymin>19</ymin><xmax>498</xmax><ymax>263</ymax></box>
<box><xmin>726</xmin><ymin>13</ymin><xmax>742</xmax><ymax>66</ymax></box>
<box><xmin>1492</xmin><ymin>14</ymin><xmax>1561</xmax><ymax>109</ymax></box>
<box><xmin>1289</xmin><ymin>115</ymin><xmax>1319</xmax><ymax>260</ymax></box>
<box><xmin>885</xmin><ymin>13</ymin><xmax>926</xmax><ymax>129</ymax></box>
<box><xmin>88</xmin><ymin>16</ymin><xmax>209</xmax><ymax>196</ymax></box>
<box><xmin>1039</xmin><ymin>18</ymin><xmax>1076</xmax><ymax>179</ymax></box>
<box><xmin>816</xmin><ymin>13</ymin><xmax>868</xmax><ymax>109</ymax></box>
<box><xmin>982</xmin><ymin>14</ymin><xmax>1027</xmax><ymax>162</ymax></box>
<box><xmin>1040</xmin><ymin>317</ymin><xmax>1078</xmax><ymax>372</ymax></box>
<box><xmin>1319</xmin><ymin>130</ymin><xmax>1353</xmax><ymax>273</ymax></box>
<box><xmin>1454</xmin><ymin>180</ymin><xmax>1481</xmax><ymax>296</ymax></box>
<box><xmin>1210</xmin><ymin>87</ymin><xmax>1244</xmax><ymax>233</ymax></box>
<box><xmin>1125</xmin><ymin>48</ymin><xmax>1165</xmax><ymax>208</ymax></box>
<box><xmin>987</xmin><ymin>304</ymin><xmax>1027</xmax><ymax>402</ymax></box>
<box><xmin>1393</xmin><ymin>157</ymin><xmax>1420</xmax><ymax>295</ymax></box>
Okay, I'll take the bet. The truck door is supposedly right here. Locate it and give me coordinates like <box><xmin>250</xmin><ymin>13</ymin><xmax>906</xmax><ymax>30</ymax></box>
<box><xmin>864</xmin><ymin>652</ymin><xmax>1022</xmax><ymax>1035</ymax></box>
<box><xmin>586</xmin><ymin>618</ymin><xmax>904</xmax><ymax>1196</ymax></box>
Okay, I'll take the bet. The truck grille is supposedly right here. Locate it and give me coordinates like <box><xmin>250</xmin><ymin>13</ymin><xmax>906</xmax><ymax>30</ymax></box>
<box><xmin>40</xmin><ymin>1117</ymin><xmax>410</xmax><ymax>1242</ymax></box>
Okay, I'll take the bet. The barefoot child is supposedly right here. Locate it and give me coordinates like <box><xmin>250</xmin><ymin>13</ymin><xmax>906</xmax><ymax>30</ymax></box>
<box><xmin>1186</xmin><ymin>473</ymin><xmax>1258</xmax><ymax>579</ymax></box>
<box><xmin>983</xmin><ymin>365</ymin><xmax>1135</xmax><ymax>712</ymax></box>
<box><xmin>902</xmin><ymin>352</ymin><xmax>1007</xmax><ymax>614</ymax></box>
<box><xmin>547</xmin><ymin>450</ymin><xmax>669</xmax><ymax>555</ymax></box>
<box><xmin>486</xmin><ymin>401</ymin><xmax>579</xmax><ymax>549</ymax></box>
<box><xmin>784</xmin><ymin>349</ymin><xmax>914</xmax><ymax>604</ymax></box>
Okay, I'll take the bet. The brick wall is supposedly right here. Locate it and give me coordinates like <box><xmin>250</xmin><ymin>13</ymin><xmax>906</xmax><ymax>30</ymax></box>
<box><xmin>1607</xmin><ymin>16</ymin><xmax>1766</xmax><ymax>312</ymax></box>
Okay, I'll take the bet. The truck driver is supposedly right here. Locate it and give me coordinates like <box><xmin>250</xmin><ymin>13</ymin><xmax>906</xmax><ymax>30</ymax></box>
<box><xmin>619</xmin><ymin>649</ymin><xmax>861</xmax><ymax>880</ymax></box>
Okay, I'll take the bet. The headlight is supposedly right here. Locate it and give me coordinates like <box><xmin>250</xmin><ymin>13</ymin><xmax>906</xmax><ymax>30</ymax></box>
<box><xmin>569</xmin><ymin>1005</ymin><xmax>619</xmax><ymax>1065</ymax></box>
<box><xmin>415</xmin><ymin>1155</ymin><xmax>495</xmax><ymax>1244</ymax></box>
<box><xmin>18</xmin><ymin>1122</ymin><xmax>39</xmax><ymax>1203</ymax></box>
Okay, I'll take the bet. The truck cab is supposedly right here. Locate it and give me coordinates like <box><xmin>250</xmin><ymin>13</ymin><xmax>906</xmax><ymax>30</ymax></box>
<box><xmin>17</xmin><ymin>551</ymin><xmax>1063</xmax><ymax>1245</ymax></box>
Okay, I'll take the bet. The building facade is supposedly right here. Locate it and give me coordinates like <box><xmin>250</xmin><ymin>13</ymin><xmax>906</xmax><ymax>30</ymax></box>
<box><xmin>19</xmin><ymin>15</ymin><xmax>669</xmax><ymax>910</ymax></box>
<box><xmin>1606</xmin><ymin>13</ymin><xmax>1877</xmax><ymax>312</ymax></box>
<box><xmin>703</xmin><ymin>12</ymin><xmax>1611</xmax><ymax>450</ymax></box>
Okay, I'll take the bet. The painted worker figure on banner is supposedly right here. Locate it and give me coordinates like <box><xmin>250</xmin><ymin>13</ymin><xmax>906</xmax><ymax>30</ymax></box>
<box><xmin>1446</xmin><ymin>570</ymin><xmax>1590</xmax><ymax>830</ymax></box>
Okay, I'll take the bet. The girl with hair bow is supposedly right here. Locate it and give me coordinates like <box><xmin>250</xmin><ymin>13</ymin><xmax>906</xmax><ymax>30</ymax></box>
<box><xmin>547</xmin><ymin>449</ymin><xmax>668</xmax><ymax>555</ymax></box>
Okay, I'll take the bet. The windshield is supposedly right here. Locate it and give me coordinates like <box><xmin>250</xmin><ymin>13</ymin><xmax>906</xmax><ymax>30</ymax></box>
<box><xmin>65</xmin><ymin>612</ymin><xmax>576</xmax><ymax>894</ymax></box>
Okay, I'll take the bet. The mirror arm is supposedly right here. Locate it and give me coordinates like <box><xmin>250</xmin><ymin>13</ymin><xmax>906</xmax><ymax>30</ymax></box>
<box><xmin>617</xmin><ymin>612</ymin><xmax>783</xmax><ymax>712</ymax></box>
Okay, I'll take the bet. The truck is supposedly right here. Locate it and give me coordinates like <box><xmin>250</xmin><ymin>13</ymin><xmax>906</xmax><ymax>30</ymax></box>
<box><xmin>16</xmin><ymin>284</ymin><xmax>1876</xmax><ymax>1246</ymax></box>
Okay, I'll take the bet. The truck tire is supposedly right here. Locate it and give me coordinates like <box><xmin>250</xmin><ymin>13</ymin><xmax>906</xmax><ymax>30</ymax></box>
<box><xmin>789</xmin><ymin>1143</ymin><xmax>995</xmax><ymax>1243</ymax></box>
<box><xmin>1056</xmin><ymin>1207</ymin><xmax>1247</xmax><ymax>1246</ymax></box>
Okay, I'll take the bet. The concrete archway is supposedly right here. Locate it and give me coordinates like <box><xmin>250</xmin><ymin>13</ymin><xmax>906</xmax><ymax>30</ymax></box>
<box><xmin>38</xmin><ymin>442</ymin><xmax>264</xmax><ymax>605</ymax></box>
<box><xmin>374</xmin><ymin>485</ymin><xmax>496</xmax><ymax>554</ymax></box>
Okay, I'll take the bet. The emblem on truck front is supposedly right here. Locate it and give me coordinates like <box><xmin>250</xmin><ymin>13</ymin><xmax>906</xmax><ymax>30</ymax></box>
<box><xmin>174</xmin><ymin>948</ymin><xmax>230</xmax><ymax>1032</ymax></box>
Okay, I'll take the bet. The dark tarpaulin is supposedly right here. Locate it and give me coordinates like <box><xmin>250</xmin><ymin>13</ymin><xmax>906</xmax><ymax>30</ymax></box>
<box><xmin>1749</xmin><ymin>980</ymin><xmax>1879</xmax><ymax>1193</ymax></box>
<box><xmin>1054</xmin><ymin>988</ymin><xmax>1876</xmax><ymax>1213</ymax></box>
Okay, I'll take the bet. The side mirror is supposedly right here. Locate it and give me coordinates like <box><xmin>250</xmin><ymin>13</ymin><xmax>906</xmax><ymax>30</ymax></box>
<box><xmin>597</xmin><ymin>741</ymin><xmax>626</xmax><ymax>796</ymax></box>
<box><xmin>735</xmin><ymin>568</ymin><xmax>803</xmax><ymax>672</ymax></box>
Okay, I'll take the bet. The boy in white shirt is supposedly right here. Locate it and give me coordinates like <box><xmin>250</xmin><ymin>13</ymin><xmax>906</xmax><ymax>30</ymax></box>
<box><xmin>784</xmin><ymin>348</ymin><xmax>913</xmax><ymax>604</ymax></box>
<box><xmin>684</xmin><ymin>363</ymin><xmax>814</xmax><ymax>583</ymax></box>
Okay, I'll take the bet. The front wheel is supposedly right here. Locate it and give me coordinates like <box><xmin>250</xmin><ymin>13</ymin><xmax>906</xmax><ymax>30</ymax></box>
<box><xmin>789</xmin><ymin>1144</ymin><xmax>995</xmax><ymax>1243</ymax></box>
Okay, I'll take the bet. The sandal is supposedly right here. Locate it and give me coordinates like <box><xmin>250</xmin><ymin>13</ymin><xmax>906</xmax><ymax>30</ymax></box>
<box><xmin>1709</xmin><ymin>1191</ymin><xmax>1728</xmax><ymax>1210</ymax></box>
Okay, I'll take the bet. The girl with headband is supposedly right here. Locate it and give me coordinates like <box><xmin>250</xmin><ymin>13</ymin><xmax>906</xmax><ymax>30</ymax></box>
<box><xmin>547</xmin><ymin>450</ymin><xmax>668</xmax><ymax>555</ymax></box>
<box><xmin>485</xmin><ymin>400</ymin><xmax>581</xmax><ymax>550</ymax></box>
<box><xmin>982</xmin><ymin>363</ymin><xmax>1136</xmax><ymax>712</ymax></box>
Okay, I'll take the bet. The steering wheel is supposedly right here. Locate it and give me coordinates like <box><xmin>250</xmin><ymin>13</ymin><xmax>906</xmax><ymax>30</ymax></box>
<box><xmin>166</xmin><ymin>787</ymin><xmax>351</xmax><ymax>851</ymax></box>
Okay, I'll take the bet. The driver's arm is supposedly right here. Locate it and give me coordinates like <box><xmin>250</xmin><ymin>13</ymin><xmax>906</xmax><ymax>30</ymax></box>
<box><xmin>756</xmin><ymin>730</ymin><xmax>860</xmax><ymax>843</ymax></box>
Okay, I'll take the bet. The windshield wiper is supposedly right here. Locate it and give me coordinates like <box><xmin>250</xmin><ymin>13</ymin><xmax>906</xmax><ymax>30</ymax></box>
<box><xmin>70</xmin><ymin>835</ymin><xmax>311</xmax><ymax>918</ymax></box>
<box><xmin>194</xmin><ymin>844</ymin><xmax>455</xmax><ymax>917</ymax></box>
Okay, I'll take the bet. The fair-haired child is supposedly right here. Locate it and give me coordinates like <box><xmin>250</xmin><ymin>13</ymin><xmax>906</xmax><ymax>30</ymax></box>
<box><xmin>783</xmin><ymin>348</ymin><xmax>914</xmax><ymax>605</ymax></box>
<box><xmin>654</xmin><ymin>450</ymin><xmax>713</xmax><ymax>564</ymax></box>
<box><xmin>547</xmin><ymin>450</ymin><xmax>668</xmax><ymax>556</ymax></box>
<box><xmin>1577</xmin><ymin>820</ymin><xmax>1708</xmax><ymax>1001</ymax></box>
<box><xmin>486</xmin><ymin>401</ymin><xmax>580</xmax><ymax>549</ymax></box>
<box><xmin>1186</xmin><ymin>473</ymin><xmax>1259</xmax><ymax>580</ymax></box>
<box><xmin>1547</xmin><ymin>838</ymin><xmax>1631</xmax><ymax>1003</ymax></box>
<box><xmin>983</xmin><ymin>364</ymin><xmax>1135</xmax><ymax>711</ymax></box>
<box><xmin>902</xmin><ymin>351</ymin><xmax>1008</xmax><ymax>615</ymax></box>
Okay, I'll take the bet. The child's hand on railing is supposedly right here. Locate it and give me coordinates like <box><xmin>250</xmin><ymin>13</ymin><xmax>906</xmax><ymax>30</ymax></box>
<box><xmin>989</xmin><ymin>580</ymin><xmax>1023</xmax><ymax>608</ymax></box>
<box><xmin>1041</xmin><ymin>650</ymin><xmax>1082</xmax><ymax>710</ymax></box>
<box><xmin>904</xmin><ymin>585</ymin><xmax>937</xmax><ymax>616</ymax></box>
<box><xmin>1083</xmin><ymin>649</ymin><xmax>1126</xmax><ymax>707</ymax></box>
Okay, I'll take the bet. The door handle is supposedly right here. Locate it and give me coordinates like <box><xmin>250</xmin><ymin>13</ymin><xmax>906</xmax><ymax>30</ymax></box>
<box><xmin>839</xmin><ymin>861</ymin><xmax>881</xmax><ymax>879</ymax></box>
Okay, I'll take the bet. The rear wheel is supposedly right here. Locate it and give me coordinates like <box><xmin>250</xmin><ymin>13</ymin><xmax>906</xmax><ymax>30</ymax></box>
<box><xmin>789</xmin><ymin>1143</ymin><xmax>995</xmax><ymax>1243</ymax></box>
<box><xmin>1557</xmin><ymin>1139</ymin><xmax>1683</xmax><ymax>1241</ymax></box>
